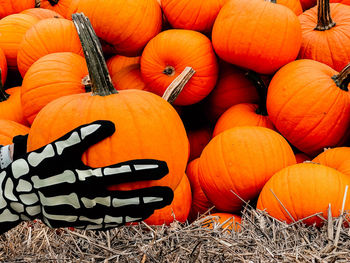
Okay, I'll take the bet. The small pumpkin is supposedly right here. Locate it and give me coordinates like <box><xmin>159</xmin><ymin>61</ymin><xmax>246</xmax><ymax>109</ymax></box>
<box><xmin>202</xmin><ymin>213</ymin><xmax>241</xmax><ymax>232</ymax></box>
<box><xmin>141</xmin><ymin>29</ymin><xmax>218</xmax><ymax>105</ymax></box>
<box><xmin>257</xmin><ymin>163</ymin><xmax>350</xmax><ymax>226</ymax></box>
<box><xmin>298</xmin><ymin>0</ymin><xmax>350</xmax><ymax>72</ymax></box>
<box><xmin>0</xmin><ymin>14</ymin><xmax>39</xmax><ymax>71</ymax></box>
<box><xmin>212</xmin><ymin>71</ymin><xmax>275</xmax><ymax>137</ymax></box>
<box><xmin>266</xmin><ymin>59</ymin><xmax>350</xmax><ymax>156</ymax></box>
<box><xmin>21</xmin><ymin>52</ymin><xmax>88</xmax><ymax>124</ymax></box>
<box><xmin>212</xmin><ymin>0</ymin><xmax>302</xmax><ymax>74</ymax></box>
<box><xmin>186</xmin><ymin>158</ymin><xmax>213</xmax><ymax>221</ymax></box>
<box><xmin>17</xmin><ymin>18</ymin><xmax>84</xmax><ymax>77</ymax></box>
<box><xmin>0</xmin><ymin>119</ymin><xmax>29</xmax><ymax>145</ymax></box>
<box><xmin>205</xmin><ymin>61</ymin><xmax>259</xmax><ymax>123</ymax></box>
<box><xmin>198</xmin><ymin>126</ymin><xmax>296</xmax><ymax>213</ymax></box>
<box><xmin>160</xmin><ymin>0</ymin><xmax>229</xmax><ymax>33</ymax></box>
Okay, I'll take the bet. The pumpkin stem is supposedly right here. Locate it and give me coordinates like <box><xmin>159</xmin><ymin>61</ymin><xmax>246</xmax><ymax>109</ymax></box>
<box><xmin>331</xmin><ymin>63</ymin><xmax>350</xmax><ymax>91</ymax></box>
<box><xmin>162</xmin><ymin>67</ymin><xmax>196</xmax><ymax>104</ymax></box>
<box><xmin>315</xmin><ymin>0</ymin><xmax>336</xmax><ymax>31</ymax></box>
<box><xmin>0</xmin><ymin>69</ymin><xmax>9</xmax><ymax>102</ymax></box>
<box><xmin>163</xmin><ymin>66</ymin><xmax>176</xmax><ymax>76</ymax></box>
<box><xmin>48</xmin><ymin>0</ymin><xmax>59</xmax><ymax>6</ymax></box>
<box><xmin>72</xmin><ymin>13</ymin><xmax>117</xmax><ymax>96</ymax></box>
<box><xmin>245</xmin><ymin>71</ymin><xmax>268</xmax><ymax>116</ymax></box>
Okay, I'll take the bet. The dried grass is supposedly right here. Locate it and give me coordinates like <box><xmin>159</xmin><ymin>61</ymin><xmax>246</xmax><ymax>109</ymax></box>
<box><xmin>1</xmin><ymin>205</ymin><xmax>350</xmax><ymax>263</ymax></box>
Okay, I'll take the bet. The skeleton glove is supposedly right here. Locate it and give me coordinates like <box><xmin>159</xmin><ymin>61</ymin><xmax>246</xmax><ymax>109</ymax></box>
<box><xmin>0</xmin><ymin>120</ymin><xmax>174</xmax><ymax>234</ymax></box>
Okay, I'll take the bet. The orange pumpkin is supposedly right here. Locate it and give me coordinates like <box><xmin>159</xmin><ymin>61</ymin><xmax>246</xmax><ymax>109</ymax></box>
<box><xmin>21</xmin><ymin>52</ymin><xmax>88</xmax><ymax>124</ymax></box>
<box><xmin>141</xmin><ymin>29</ymin><xmax>218</xmax><ymax>105</ymax></box>
<box><xmin>298</xmin><ymin>0</ymin><xmax>350</xmax><ymax>72</ymax></box>
<box><xmin>212</xmin><ymin>0</ymin><xmax>302</xmax><ymax>75</ymax></box>
<box><xmin>27</xmin><ymin>14</ymin><xmax>189</xmax><ymax>194</ymax></box>
<box><xmin>300</xmin><ymin>0</ymin><xmax>316</xmax><ymax>9</ymax></box>
<box><xmin>73</xmin><ymin>0</ymin><xmax>162</xmax><ymax>56</ymax></box>
<box><xmin>198</xmin><ymin>126</ymin><xmax>296</xmax><ymax>213</ymax></box>
<box><xmin>266</xmin><ymin>59</ymin><xmax>350</xmax><ymax>156</ymax></box>
<box><xmin>20</xmin><ymin>8</ymin><xmax>63</xmax><ymax>19</ymax></box>
<box><xmin>205</xmin><ymin>62</ymin><xmax>259</xmax><ymax>123</ymax></box>
<box><xmin>295</xmin><ymin>153</ymin><xmax>311</xmax><ymax>163</ymax></box>
<box><xmin>187</xmin><ymin>127</ymin><xmax>212</xmax><ymax>162</ymax></box>
<box><xmin>186</xmin><ymin>158</ymin><xmax>213</xmax><ymax>221</ymax></box>
<box><xmin>202</xmin><ymin>213</ymin><xmax>241</xmax><ymax>232</ymax></box>
<box><xmin>144</xmin><ymin>174</ymin><xmax>192</xmax><ymax>225</ymax></box>
<box><xmin>0</xmin><ymin>14</ymin><xmax>39</xmax><ymax>71</ymax></box>
<box><xmin>17</xmin><ymin>18</ymin><xmax>83</xmax><ymax>77</ymax></box>
<box><xmin>106</xmin><ymin>56</ymin><xmax>148</xmax><ymax>92</ymax></box>
<box><xmin>0</xmin><ymin>0</ymin><xmax>35</xmax><ymax>18</ymax></box>
<box><xmin>0</xmin><ymin>119</ymin><xmax>30</xmax><ymax>145</ymax></box>
<box><xmin>0</xmin><ymin>85</ymin><xmax>28</xmax><ymax>126</ymax></box>
<box><xmin>38</xmin><ymin>0</ymin><xmax>73</xmax><ymax>18</ymax></box>
<box><xmin>277</xmin><ymin>0</ymin><xmax>303</xmax><ymax>14</ymax></box>
<box><xmin>257</xmin><ymin>163</ymin><xmax>350</xmax><ymax>226</ymax></box>
<box><xmin>0</xmin><ymin>48</ymin><xmax>7</xmax><ymax>85</ymax></box>
<box><xmin>212</xmin><ymin>72</ymin><xmax>275</xmax><ymax>137</ymax></box>
<box><xmin>313</xmin><ymin>147</ymin><xmax>350</xmax><ymax>176</ymax></box>
<box><xmin>160</xmin><ymin>0</ymin><xmax>229</xmax><ymax>33</ymax></box>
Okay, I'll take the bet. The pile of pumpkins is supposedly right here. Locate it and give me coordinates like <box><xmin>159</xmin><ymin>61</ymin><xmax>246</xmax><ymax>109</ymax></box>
<box><xmin>0</xmin><ymin>0</ymin><xmax>350</xmax><ymax>229</ymax></box>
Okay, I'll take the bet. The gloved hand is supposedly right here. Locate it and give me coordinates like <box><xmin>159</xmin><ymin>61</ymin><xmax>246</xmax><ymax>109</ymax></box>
<box><xmin>0</xmin><ymin>120</ymin><xmax>173</xmax><ymax>234</ymax></box>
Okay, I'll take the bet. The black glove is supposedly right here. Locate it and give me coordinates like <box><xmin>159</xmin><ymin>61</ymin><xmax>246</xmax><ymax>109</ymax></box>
<box><xmin>0</xmin><ymin>120</ymin><xmax>173</xmax><ymax>234</ymax></box>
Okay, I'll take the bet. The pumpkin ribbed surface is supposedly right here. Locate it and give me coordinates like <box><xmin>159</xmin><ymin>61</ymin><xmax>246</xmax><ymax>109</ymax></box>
<box><xmin>0</xmin><ymin>0</ymin><xmax>35</xmax><ymax>19</ymax></box>
<box><xmin>313</xmin><ymin>147</ymin><xmax>350</xmax><ymax>176</ymax></box>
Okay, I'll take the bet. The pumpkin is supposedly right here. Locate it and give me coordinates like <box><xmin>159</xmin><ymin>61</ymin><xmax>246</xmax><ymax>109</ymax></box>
<box><xmin>212</xmin><ymin>0</ymin><xmax>302</xmax><ymax>75</ymax></box>
<box><xmin>106</xmin><ymin>56</ymin><xmax>148</xmax><ymax>91</ymax></box>
<box><xmin>20</xmin><ymin>8</ymin><xmax>63</xmax><ymax>19</ymax></box>
<box><xmin>295</xmin><ymin>153</ymin><xmax>311</xmax><ymax>163</ymax></box>
<box><xmin>187</xmin><ymin>127</ymin><xmax>212</xmax><ymax>162</ymax></box>
<box><xmin>186</xmin><ymin>158</ymin><xmax>213</xmax><ymax>221</ymax></box>
<box><xmin>313</xmin><ymin>147</ymin><xmax>350</xmax><ymax>176</ymax></box>
<box><xmin>17</xmin><ymin>18</ymin><xmax>84</xmax><ymax>77</ymax></box>
<box><xmin>300</xmin><ymin>0</ymin><xmax>317</xmax><ymax>9</ymax></box>
<box><xmin>277</xmin><ymin>0</ymin><xmax>303</xmax><ymax>14</ymax></box>
<box><xmin>0</xmin><ymin>48</ymin><xmax>7</xmax><ymax>86</ymax></box>
<box><xmin>204</xmin><ymin>61</ymin><xmax>259</xmax><ymax>123</ymax></box>
<box><xmin>0</xmin><ymin>14</ymin><xmax>39</xmax><ymax>71</ymax></box>
<box><xmin>257</xmin><ymin>163</ymin><xmax>350</xmax><ymax>226</ymax></box>
<box><xmin>202</xmin><ymin>213</ymin><xmax>241</xmax><ymax>232</ymax></box>
<box><xmin>212</xmin><ymin>71</ymin><xmax>275</xmax><ymax>137</ymax></box>
<box><xmin>37</xmin><ymin>0</ymin><xmax>73</xmax><ymax>18</ymax></box>
<box><xmin>27</xmin><ymin>13</ymin><xmax>189</xmax><ymax>194</ymax></box>
<box><xmin>298</xmin><ymin>0</ymin><xmax>350</xmax><ymax>72</ymax></box>
<box><xmin>266</xmin><ymin>59</ymin><xmax>350</xmax><ymax>156</ymax></box>
<box><xmin>198</xmin><ymin>126</ymin><xmax>296</xmax><ymax>213</ymax></box>
<box><xmin>143</xmin><ymin>174</ymin><xmax>192</xmax><ymax>225</ymax></box>
<box><xmin>72</xmin><ymin>0</ymin><xmax>162</xmax><ymax>56</ymax></box>
<box><xmin>0</xmin><ymin>119</ymin><xmax>29</xmax><ymax>145</ymax></box>
<box><xmin>141</xmin><ymin>29</ymin><xmax>218</xmax><ymax>105</ymax></box>
<box><xmin>0</xmin><ymin>0</ymin><xmax>35</xmax><ymax>19</ymax></box>
<box><xmin>21</xmin><ymin>52</ymin><xmax>88</xmax><ymax>124</ymax></box>
<box><xmin>160</xmin><ymin>0</ymin><xmax>229</xmax><ymax>33</ymax></box>
<box><xmin>0</xmin><ymin>77</ymin><xmax>28</xmax><ymax>126</ymax></box>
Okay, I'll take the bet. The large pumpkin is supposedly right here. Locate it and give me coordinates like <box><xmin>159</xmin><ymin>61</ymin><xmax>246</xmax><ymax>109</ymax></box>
<box><xmin>257</xmin><ymin>163</ymin><xmax>350</xmax><ymax>226</ymax></box>
<box><xmin>27</xmin><ymin>14</ymin><xmax>189</xmax><ymax>194</ymax></box>
<box><xmin>186</xmin><ymin>158</ymin><xmax>213</xmax><ymax>221</ymax></box>
<box><xmin>266</xmin><ymin>59</ymin><xmax>350</xmax><ymax>156</ymax></box>
<box><xmin>17</xmin><ymin>18</ymin><xmax>83</xmax><ymax>77</ymax></box>
<box><xmin>160</xmin><ymin>0</ymin><xmax>228</xmax><ymax>33</ymax></box>
<box><xmin>212</xmin><ymin>0</ymin><xmax>302</xmax><ymax>75</ymax></box>
<box><xmin>141</xmin><ymin>29</ymin><xmax>218</xmax><ymax>105</ymax></box>
<box><xmin>198</xmin><ymin>126</ymin><xmax>296</xmax><ymax>212</ymax></box>
<box><xmin>72</xmin><ymin>0</ymin><xmax>162</xmax><ymax>56</ymax></box>
<box><xmin>0</xmin><ymin>119</ymin><xmax>29</xmax><ymax>145</ymax></box>
<box><xmin>0</xmin><ymin>14</ymin><xmax>39</xmax><ymax>71</ymax></box>
<box><xmin>298</xmin><ymin>0</ymin><xmax>350</xmax><ymax>72</ymax></box>
<box><xmin>21</xmin><ymin>52</ymin><xmax>88</xmax><ymax>124</ymax></box>
<box><xmin>0</xmin><ymin>0</ymin><xmax>35</xmax><ymax>18</ymax></box>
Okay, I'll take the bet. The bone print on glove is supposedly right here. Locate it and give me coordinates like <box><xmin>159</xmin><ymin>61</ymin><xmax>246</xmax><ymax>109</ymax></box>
<box><xmin>0</xmin><ymin>120</ymin><xmax>173</xmax><ymax>234</ymax></box>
